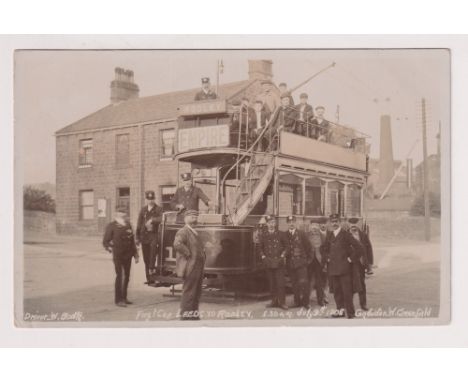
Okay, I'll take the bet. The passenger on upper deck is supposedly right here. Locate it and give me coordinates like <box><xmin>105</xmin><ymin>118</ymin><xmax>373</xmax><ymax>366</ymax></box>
<box><xmin>295</xmin><ymin>93</ymin><xmax>314</xmax><ymax>137</ymax></box>
<box><xmin>278</xmin><ymin>83</ymin><xmax>295</xmax><ymax>106</ymax></box>
<box><xmin>251</xmin><ymin>100</ymin><xmax>271</xmax><ymax>151</ymax></box>
<box><xmin>194</xmin><ymin>77</ymin><xmax>217</xmax><ymax>101</ymax></box>
<box><xmin>258</xmin><ymin>80</ymin><xmax>280</xmax><ymax>114</ymax></box>
<box><xmin>310</xmin><ymin>106</ymin><xmax>331</xmax><ymax>142</ymax></box>
<box><xmin>273</xmin><ymin>92</ymin><xmax>299</xmax><ymax>133</ymax></box>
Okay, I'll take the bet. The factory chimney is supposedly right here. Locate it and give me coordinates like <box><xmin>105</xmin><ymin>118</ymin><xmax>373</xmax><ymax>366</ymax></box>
<box><xmin>110</xmin><ymin>67</ymin><xmax>139</xmax><ymax>104</ymax></box>
<box><xmin>377</xmin><ymin>115</ymin><xmax>395</xmax><ymax>195</ymax></box>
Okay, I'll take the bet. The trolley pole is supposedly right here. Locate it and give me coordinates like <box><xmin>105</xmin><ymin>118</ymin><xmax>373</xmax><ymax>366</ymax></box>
<box><xmin>421</xmin><ymin>98</ymin><xmax>431</xmax><ymax>241</ymax></box>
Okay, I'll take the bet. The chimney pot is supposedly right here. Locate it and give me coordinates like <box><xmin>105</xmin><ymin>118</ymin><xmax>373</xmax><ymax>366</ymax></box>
<box><xmin>110</xmin><ymin>67</ymin><xmax>139</xmax><ymax>104</ymax></box>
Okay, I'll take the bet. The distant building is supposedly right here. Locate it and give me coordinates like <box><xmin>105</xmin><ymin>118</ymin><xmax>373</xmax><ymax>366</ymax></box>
<box><xmin>55</xmin><ymin>61</ymin><xmax>275</xmax><ymax>234</ymax></box>
<box><xmin>413</xmin><ymin>153</ymin><xmax>441</xmax><ymax>196</ymax></box>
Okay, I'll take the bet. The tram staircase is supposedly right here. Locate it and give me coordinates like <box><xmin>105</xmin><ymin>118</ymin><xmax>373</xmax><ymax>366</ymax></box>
<box><xmin>226</xmin><ymin>107</ymin><xmax>281</xmax><ymax>226</ymax></box>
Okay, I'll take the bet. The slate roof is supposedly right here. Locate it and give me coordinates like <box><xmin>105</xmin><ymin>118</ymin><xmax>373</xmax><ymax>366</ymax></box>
<box><xmin>56</xmin><ymin>79</ymin><xmax>254</xmax><ymax>135</ymax></box>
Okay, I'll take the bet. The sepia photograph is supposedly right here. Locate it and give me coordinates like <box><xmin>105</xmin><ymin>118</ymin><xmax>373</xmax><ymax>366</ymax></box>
<box><xmin>14</xmin><ymin>47</ymin><xmax>450</xmax><ymax>327</ymax></box>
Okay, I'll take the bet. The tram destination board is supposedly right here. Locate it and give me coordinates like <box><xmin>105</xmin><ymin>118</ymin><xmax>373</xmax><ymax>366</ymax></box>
<box><xmin>178</xmin><ymin>124</ymin><xmax>230</xmax><ymax>152</ymax></box>
<box><xmin>178</xmin><ymin>99</ymin><xmax>227</xmax><ymax>116</ymax></box>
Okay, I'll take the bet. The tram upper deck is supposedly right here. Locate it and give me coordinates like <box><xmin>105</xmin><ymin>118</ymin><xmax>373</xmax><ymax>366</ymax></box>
<box><xmin>173</xmin><ymin>98</ymin><xmax>370</xmax><ymax>226</ymax></box>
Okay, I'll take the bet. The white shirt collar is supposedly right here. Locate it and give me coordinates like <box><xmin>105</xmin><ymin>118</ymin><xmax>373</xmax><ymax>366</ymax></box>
<box><xmin>115</xmin><ymin>217</ymin><xmax>126</xmax><ymax>226</ymax></box>
<box><xmin>289</xmin><ymin>228</ymin><xmax>296</xmax><ymax>235</ymax></box>
<box><xmin>333</xmin><ymin>227</ymin><xmax>341</xmax><ymax>237</ymax></box>
<box><xmin>147</xmin><ymin>204</ymin><xmax>154</xmax><ymax>211</ymax></box>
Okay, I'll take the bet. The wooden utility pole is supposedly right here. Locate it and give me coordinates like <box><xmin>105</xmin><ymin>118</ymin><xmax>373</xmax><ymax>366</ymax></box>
<box><xmin>422</xmin><ymin>98</ymin><xmax>431</xmax><ymax>241</ymax></box>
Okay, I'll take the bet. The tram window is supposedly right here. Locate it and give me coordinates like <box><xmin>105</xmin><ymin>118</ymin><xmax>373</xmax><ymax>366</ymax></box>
<box><xmin>278</xmin><ymin>173</ymin><xmax>303</xmax><ymax>215</ymax></box>
<box><xmin>161</xmin><ymin>185</ymin><xmax>176</xmax><ymax>212</ymax></box>
<box><xmin>347</xmin><ymin>184</ymin><xmax>362</xmax><ymax>216</ymax></box>
<box><xmin>328</xmin><ymin>181</ymin><xmax>344</xmax><ymax>216</ymax></box>
<box><xmin>305</xmin><ymin>177</ymin><xmax>323</xmax><ymax>216</ymax></box>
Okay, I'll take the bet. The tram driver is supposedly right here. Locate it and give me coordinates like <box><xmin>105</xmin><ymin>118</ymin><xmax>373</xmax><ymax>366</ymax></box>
<box><xmin>170</xmin><ymin>172</ymin><xmax>214</xmax><ymax>213</ymax></box>
<box><xmin>194</xmin><ymin>77</ymin><xmax>217</xmax><ymax>101</ymax></box>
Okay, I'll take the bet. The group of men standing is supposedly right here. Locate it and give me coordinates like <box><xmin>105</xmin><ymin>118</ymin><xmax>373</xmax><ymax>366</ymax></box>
<box><xmin>258</xmin><ymin>214</ymin><xmax>373</xmax><ymax>319</ymax></box>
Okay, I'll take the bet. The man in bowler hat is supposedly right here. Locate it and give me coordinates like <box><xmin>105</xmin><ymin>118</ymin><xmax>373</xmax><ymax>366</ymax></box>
<box><xmin>103</xmin><ymin>207</ymin><xmax>139</xmax><ymax>307</ymax></box>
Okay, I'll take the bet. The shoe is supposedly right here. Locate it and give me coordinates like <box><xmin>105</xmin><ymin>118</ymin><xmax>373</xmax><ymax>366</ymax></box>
<box><xmin>303</xmin><ymin>304</ymin><xmax>311</xmax><ymax>310</ymax></box>
<box><xmin>279</xmin><ymin>304</ymin><xmax>289</xmax><ymax>310</ymax></box>
<box><xmin>124</xmin><ymin>300</ymin><xmax>133</xmax><ymax>305</ymax></box>
<box><xmin>266</xmin><ymin>302</ymin><xmax>278</xmax><ymax>308</ymax></box>
<box><xmin>331</xmin><ymin>312</ymin><xmax>345</xmax><ymax>318</ymax></box>
<box><xmin>289</xmin><ymin>304</ymin><xmax>301</xmax><ymax>309</ymax></box>
<box><xmin>347</xmin><ymin>314</ymin><xmax>356</xmax><ymax>319</ymax></box>
<box><xmin>144</xmin><ymin>281</ymin><xmax>149</xmax><ymax>285</ymax></box>
<box><xmin>115</xmin><ymin>302</ymin><xmax>127</xmax><ymax>308</ymax></box>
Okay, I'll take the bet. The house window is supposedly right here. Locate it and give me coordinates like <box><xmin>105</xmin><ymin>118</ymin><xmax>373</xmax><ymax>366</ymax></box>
<box><xmin>160</xmin><ymin>129</ymin><xmax>175</xmax><ymax>158</ymax></box>
<box><xmin>79</xmin><ymin>139</ymin><xmax>93</xmax><ymax>166</ymax></box>
<box><xmin>79</xmin><ymin>190</ymin><xmax>94</xmax><ymax>220</ymax></box>
<box><xmin>116</xmin><ymin>134</ymin><xmax>130</xmax><ymax>166</ymax></box>
<box><xmin>161</xmin><ymin>185</ymin><xmax>176</xmax><ymax>211</ymax></box>
<box><xmin>117</xmin><ymin>187</ymin><xmax>130</xmax><ymax>214</ymax></box>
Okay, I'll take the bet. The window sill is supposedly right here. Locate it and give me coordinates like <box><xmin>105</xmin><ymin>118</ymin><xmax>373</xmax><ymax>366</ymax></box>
<box><xmin>78</xmin><ymin>164</ymin><xmax>93</xmax><ymax>169</ymax></box>
<box><xmin>159</xmin><ymin>156</ymin><xmax>174</xmax><ymax>162</ymax></box>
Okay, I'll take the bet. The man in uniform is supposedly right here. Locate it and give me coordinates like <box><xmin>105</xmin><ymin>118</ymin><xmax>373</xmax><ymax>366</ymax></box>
<box><xmin>285</xmin><ymin>215</ymin><xmax>313</xmax><ymax>309</ymax></box>
<box><xmin>251</xmin><ymin>100</ymin><xmax>271</xmax><ymax>151</ymax></box>
<box><xmin>321</xmin><ymin>214</ymin><xmax>361</xmax><ymax>318</ymax></box>
<box><xmin>103</xmin><ymin>207</ymin><xmax>139</xmax><ymax>307</ymax></box>
<box><xmin>295</xmin><ymin>93</ymin><xmax>314</xmax><ymax>136</ymax></box>
<box><xmin>194</xmin><ymin>77</ymin><xmax>217</xmax><ymax>101</ymax></box>
<box><xmin>310</xmin><ymin>106</ymin><xmax>331</xmax><ymax>141</ymax></box>
<box><xmin>136</xmin><ymin>190</ymin><xmax>163</xmax><ymax>284</ymax></box>
<box><xmin>171</xmin><ymin>172</ymin><xmax>213</xmax><ymax>213</ymax></box>
<box><xmin>259</xmin><ymin>215</ymin><xmax>288</xmax><ymax>310</ymax></box>
<box><xmin>173</xmin><ymin>210</ymin><xmax>206</xmax><ymax>320</ymax></box>
<box><xmin>348</xmin><ymin>217</ymin><xmax>374</xmax><ymax>311</ymax></box>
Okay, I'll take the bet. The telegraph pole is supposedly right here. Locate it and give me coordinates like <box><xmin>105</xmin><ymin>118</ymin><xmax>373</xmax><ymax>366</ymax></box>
<box><xmin>421</xmin><ymin>98</ymin><xmax>431</xmax><ymax>241</ymax></box>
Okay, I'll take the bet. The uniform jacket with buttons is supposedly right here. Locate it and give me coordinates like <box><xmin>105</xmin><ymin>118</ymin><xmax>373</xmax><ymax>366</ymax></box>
<box><xmin>194</xmin><ymin>89</ymin><xmax>217</xmax><ymax>101</ymax></box>
<box><xmin>259</xmin><ymin>229</ymin><xmax>288</xmax><ymax>269</ymax></box>
<box><xmin>102</xmin><ymin>221</ymin><xmax>137</xmax><ymax>259</ymax></box>
<box><xmin>170</xmin><ymin>186</ymin><xmax>210</xmax><ymax>212</ymax></box>
<box><xmin>285</xmin><ymin>229</ymin><xmax>313</xmax><ymax>269</ymax></box>
<box><xmin>136</xmin><ymin>204</ymin><xmax>163</xmax><ymax>244</ymax></box>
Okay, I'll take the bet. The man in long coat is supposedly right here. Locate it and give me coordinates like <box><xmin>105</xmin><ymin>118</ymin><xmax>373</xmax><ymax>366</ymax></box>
<box><xmin>321</xmin><ymin>214</ymin><xmax>362</xmax><ymax>318</ymax></box>
<box><xmin>135</xmin><ymin>190</ymin><xmax>162</xmax><ymax>284</ymax></box>
<box><xmin>348</xmin><ymin>217</ymin><xmax>374</xmax><ymax>311</ymax></box>
<box><xmin>173</xmin><ymin>210</ymin><xmax>206</xmax><ymax>320</ymax></box>
<box><xmin>259</xmin><ymin>215</ymin><xmax>289</xmax><ymax>310</ymax></box>
<box><xmin>103</xmin><ymin>207</ymin><xmax>139</xmax><ymax>307</ymax></box>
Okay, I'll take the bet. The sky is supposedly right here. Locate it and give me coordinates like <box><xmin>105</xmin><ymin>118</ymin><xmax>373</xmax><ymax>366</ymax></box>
<box><xmin>15</xmin><ymin>49</ymin><xmax>450</xmax><ymax>184</ymax></box>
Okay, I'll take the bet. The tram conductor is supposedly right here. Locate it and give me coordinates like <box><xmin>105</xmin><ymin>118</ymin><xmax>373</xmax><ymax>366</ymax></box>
<box><xmin>259</xmin><ymin>215</ymin><xmax>289</xmax><ymax>310</ymax></box>
<box><xmin>171</xmin><ymin>172</ymin><xmax>214</xmax><ymax>213</ymax></box>
<box><xmin>194</xmin><ymin>77</ymin><xmax>217</xmax><ymax>101</ymax></box>
<box><xmin>136</xmin><ymin>190</ymin><xmax>163</xmax><ymax>284</ymax></box>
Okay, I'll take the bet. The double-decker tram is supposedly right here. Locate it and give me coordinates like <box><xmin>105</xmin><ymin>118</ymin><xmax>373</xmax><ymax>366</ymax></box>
<box><xmin>152</xmin><ymin>92</ymin><xmax>370</xmax><ymax>296</ymax></box>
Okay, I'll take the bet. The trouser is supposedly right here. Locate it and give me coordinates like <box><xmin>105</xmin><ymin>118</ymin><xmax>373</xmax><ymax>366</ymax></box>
<box><xmin>358</xmin><ymin>265</ymin><xmax>367</xmax><ymax>308</ymax></box>
<box><xmin>113</xmin><ymin>255</ymin><xmax>132</xmax><ymax>304</ymax></box>
<box><xmin>308</xmin><ymin>263</ymin><xmax>328</xmax><ymax>305</ymax></box>
<box><xmin>180</xmin><ymin>257</ymin><xmax>205</xmax><ymax>320</ymax></box>
<box><xmin>289</xmin><ymin>266</ymin><xmax>310</xmax><ymax>307</ymax></box>
<box><xmin>267</xmin><ymin>267</ymin><xmax>286</xmax><ymax>305</ymax></box>
<box><xmin>330</xmin><ymin>273</ymin><xmax>355</xmax><ymax>317</ymax></box>
<box><xmin>141</xmin><ymin>240</ymin><xmax>157</xmax><ymax>282</ymax></box>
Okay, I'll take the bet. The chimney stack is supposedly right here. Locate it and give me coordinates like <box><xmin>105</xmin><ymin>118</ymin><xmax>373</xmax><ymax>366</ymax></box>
<box><xmin>248</xmin><ymin>60</ymin><xmax>273</xmax><ymax>81</ymax></box>
<box><xmin>377</xmin><ymin>114</ymin><xmax>395</xmax><ymax>195</ymax></box>
<box><xmin>110</xmin><ymin>67</ymin><xmax>139</xmax><ymax>104</ymax></box>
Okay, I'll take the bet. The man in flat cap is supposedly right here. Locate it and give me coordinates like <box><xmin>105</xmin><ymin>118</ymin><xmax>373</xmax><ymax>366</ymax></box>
<box><xmin>170</xmin><ymin>173</ymin><xmax>213</xmax><ymax>214</ymax></box>
<box><xmin>347</xmin><ymin>217</ymin><xmax>373</xmax><ymax>311</ymax></box>
<box><xmin>285</xmin><ymin>215</ymin><xmax>313</xmax><ymax>309</ymax></box>
<box><xmin>310</xmin><ymin>106</ymin><xmax>331</xmax><ymax>141</ymax></box>
<box><xmin>136</xmin><ymin>190</ymin><xmax>163</xmax><ymax>284</ymax></box>
<box><xmin>321</xmin><ymin>214</ymin><xmax>362</xmax><ymax>318</ymax></box>
<box><xmin>295</xmin><ymin>93</ymin><xmax>314</xmax><ymax>137</ymax></box>
<box><xmin>173</xmin><ymin>209</ymin><xmax>205</xmax><ymax>320</ymax></box>
<box><xmin>278</xmin><ymin>82</ymin><xmax>295</xmax><ymax>106</ymax></box>
<box><xmin>194</xmin><ymin>77</ymin><xmax>217</xmax><ymax>101</ymax></box>
<box><xmin>259</xmin><ymin>215</ymin><xmax>289</xmax><ymax>310</ymax></box>
<box><xmin>103</xmin><ymin>206</ymin><xmax>139</xmax><ymax>307</ymax></box>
